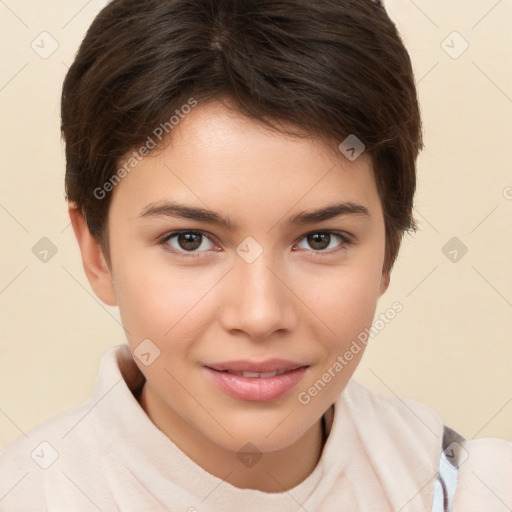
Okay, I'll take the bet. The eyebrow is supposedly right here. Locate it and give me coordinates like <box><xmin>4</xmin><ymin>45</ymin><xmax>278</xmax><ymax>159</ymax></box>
<box><xmin>139</xmin><ymin>200</ymin><xmax>370</xmax><ymax>230</ymax></box>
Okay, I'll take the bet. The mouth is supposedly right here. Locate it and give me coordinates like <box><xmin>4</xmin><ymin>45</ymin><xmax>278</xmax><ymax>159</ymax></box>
<box><xmin>213</xmin><ymin>368</ymin><xmax>294</xmax><ymax>378</ymax></box>
<box><xmin>205</xmin><ymin>358</ymin><xmax>307</xmax><ymax>374</ymax></box>
<box><xmin>204</xmin><ymin>360</ymin><xmax>310</xmax><ymax>402</ymax></box>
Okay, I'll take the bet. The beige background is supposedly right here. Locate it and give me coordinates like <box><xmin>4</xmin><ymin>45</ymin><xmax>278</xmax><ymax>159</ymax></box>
<box><xmin>1</xmin><ymin>0</ymin><xmax>511</xmax><ymax>449</ymax></box>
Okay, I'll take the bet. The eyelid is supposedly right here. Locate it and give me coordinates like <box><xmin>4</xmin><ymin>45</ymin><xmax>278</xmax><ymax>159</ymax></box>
<box><xmin>158</xmin><ymin>229</ymin><xmax>219</xmax><ymax>254</ymax></box>
<box><xmin>294</xmin><ymin>230</ymin><xmax>353</xmax><ymax>245</ymax></box>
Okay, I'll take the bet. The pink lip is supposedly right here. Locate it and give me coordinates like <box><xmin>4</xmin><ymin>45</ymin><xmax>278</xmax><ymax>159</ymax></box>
<box><xmin>204</xmin><ymin>360</ymin><xmax>309</xmax><ymax>402</ymax></box>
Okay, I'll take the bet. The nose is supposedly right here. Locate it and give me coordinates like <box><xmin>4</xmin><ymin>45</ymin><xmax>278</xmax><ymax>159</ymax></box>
<box><xmin>218</xmin><ymin>253</ymin><xmax>298</xmax><ymax>341</ymax></box>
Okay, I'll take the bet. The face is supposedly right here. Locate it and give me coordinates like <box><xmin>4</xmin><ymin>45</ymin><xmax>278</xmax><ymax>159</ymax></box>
<box><xmin>105</xmin><ymin>99</ymin><xmax>388</xmax><ymax>454</ymax></box>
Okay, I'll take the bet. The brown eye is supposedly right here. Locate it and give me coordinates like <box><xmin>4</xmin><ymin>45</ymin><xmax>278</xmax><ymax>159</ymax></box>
<box><xmin>160</xmin><ymin>230</ymin><xmax>216</xmax><ymax>257</ymax></box>
<box><xmin>306</xmin><ymin>232</ymin><xmax>331</xmax><ymax>250</ymax></box>
<box><xmin>176</xmin><ymin>232</ymin><xmax>202</xmax><ymax>251</ymax></box>
<box><xmin>298</xmin><ymin>231</ymin><xmax>351</xmax><ymax>253</ymax></box>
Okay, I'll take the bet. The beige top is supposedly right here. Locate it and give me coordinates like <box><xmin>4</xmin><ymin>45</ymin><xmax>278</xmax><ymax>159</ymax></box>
<box><xmin>0</xmin><ymin>344</ymin><xmax>510</xmax><ymax>511</ymax></box>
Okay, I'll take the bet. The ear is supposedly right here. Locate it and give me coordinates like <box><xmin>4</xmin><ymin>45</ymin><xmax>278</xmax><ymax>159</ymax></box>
<box><xmin>378</xmin><ymin>271</ymin><xmax>390</xmax><ymax>297</ymax></box>
<box><xmin>68</xmin><ymin>204</ymin><xmax>117</xmax><ymax>306</ymax></box>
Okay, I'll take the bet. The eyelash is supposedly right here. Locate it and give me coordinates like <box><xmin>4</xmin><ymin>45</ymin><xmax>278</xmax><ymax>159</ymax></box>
<box><xmin>156</xmin><ymin>230</ymin><xmax>353</xmax><ymax>259</ymax></box>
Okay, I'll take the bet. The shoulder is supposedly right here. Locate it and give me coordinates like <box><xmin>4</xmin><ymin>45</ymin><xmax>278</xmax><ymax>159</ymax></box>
<box><xmin>454</xmin><ymin>436</ymin><xmax>512</xmax><ymax>510</ymax></box>
<box><xmin>341</xmin><ymin>379</ymin><xmax>512</xmax><ymax>510</ymax></box>
<box><xmin>0</xmin><ymin>344</ymin><xmax>129</xmax><ymax>510</ymax></box>
<box><xmin>335</xmin><ymin>379</ymin><xmax>445</xmax><ymax>509</ymax></box>
<box><xmin>0</xmin><ymin>397</ymin><xmax>97</xmax><ymax>509</ymax></box>
<box><xmin>340</xmin><ymin>378</ymin><xmax>445</xmax><ymax>471</ymax></box>
<box><xmin>342</xmin><ymin>378</ymin><xmax>445</xmax><ymax>447</ymax></box>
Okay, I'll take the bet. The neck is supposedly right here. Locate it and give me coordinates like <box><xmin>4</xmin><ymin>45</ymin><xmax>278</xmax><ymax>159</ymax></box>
<box><xmin>138</xmin><ymin>382</ymin><xmax>327</xmax><ymax>492</ymax></box>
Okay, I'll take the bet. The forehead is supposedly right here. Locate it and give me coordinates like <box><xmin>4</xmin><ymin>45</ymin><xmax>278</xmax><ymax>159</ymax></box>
<box><xmin>109</xmin><ymin>100</ymin><xmax>380</xmax><ymax>223</ymax></box>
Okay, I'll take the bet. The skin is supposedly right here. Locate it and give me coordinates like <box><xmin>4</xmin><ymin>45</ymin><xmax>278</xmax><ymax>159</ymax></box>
<box><xmin>69</xmin><ymin>99</ymin><xmax>389</xmax><ymax>492</ymax></box>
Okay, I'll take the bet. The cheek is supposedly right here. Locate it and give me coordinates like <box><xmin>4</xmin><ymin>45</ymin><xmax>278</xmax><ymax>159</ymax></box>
<box><xmin>297</xmin><ymin>268</ymin><xmax>381</xmax><ymax>409</ymax></box>
<box><xmin>313</xmin><ymin>263</ymin><xmax>382</xmax><ymax>343</ymax></box>
<box><xmin>112</xmin><ymin>254</ymin><xmax>218</xmax><ymax>348</ymax></box>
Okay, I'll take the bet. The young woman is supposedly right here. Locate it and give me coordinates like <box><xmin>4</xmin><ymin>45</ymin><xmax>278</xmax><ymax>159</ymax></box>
<box><xmin>1</xmin><ymin>1</ymin><xmax>510</xmax><ymax>510</ymax></box>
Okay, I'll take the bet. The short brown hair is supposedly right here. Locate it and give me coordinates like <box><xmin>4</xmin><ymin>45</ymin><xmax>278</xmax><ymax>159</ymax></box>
<box><xmin>61</xmin><ymin>0</ymin><xmax>423</xmax><ymax>275</ymax></box>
